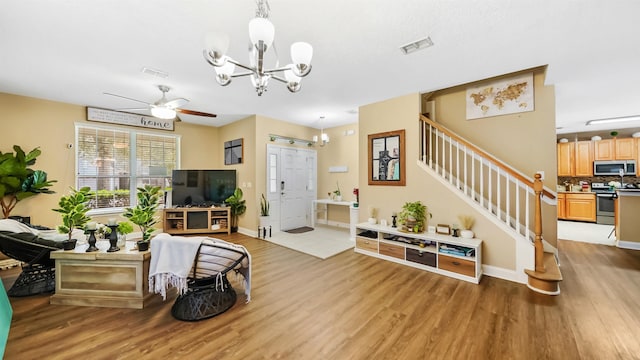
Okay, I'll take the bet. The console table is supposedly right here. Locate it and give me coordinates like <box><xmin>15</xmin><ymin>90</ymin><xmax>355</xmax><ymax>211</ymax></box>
<box><xmin>311</xmin><ymin>199</ymin><xmax>354</xmax><ymax>227</ymax></box>
<box><xmin>311</xmin><ymin>199</ymin><xmax>359</xmax><ymax>240</ymax></box>
<box><xmin>50</xmin><ymin>240</ymin><xmax>151</xmax><ymax>309</ymax></box>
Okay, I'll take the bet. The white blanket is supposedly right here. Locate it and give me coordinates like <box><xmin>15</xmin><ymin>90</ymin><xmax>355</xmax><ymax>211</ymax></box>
<box><xmin>200</xmin><ymin>238</ymin><xmax>252</xmax><ymax>303</ymax></box>
<box><xmin>148</xmin><ymin>233</ymin><xmax>202</xmax><ymax>300</ymax></box>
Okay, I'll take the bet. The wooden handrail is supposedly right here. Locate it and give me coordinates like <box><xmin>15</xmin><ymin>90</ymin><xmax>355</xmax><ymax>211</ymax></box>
<box><xmin>420</xmin><ymin>115</ymin><xmax>556</xmax><ymax>200</ymax></box>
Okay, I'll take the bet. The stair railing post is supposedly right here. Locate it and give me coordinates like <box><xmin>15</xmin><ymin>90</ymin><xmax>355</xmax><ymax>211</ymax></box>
<box><xmin>533</xmin><ymin>173</ymin><xmax>545</xmax><ymax>273</ymax></box>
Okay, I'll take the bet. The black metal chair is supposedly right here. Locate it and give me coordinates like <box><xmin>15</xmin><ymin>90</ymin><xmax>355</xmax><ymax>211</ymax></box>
<box><xmin>170</xmin><ymin>240</ymin><xmax>249</xmax><ymax>321</ymax></box>
<box><xmin>0</xmin><ymin>231</ymin><xmax>62</xmax><ymax>296</ymax></box>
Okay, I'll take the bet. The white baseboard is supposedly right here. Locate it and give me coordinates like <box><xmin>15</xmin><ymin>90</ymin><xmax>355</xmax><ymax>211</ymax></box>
<box><xmin>482</xmin><ymin>264</ymin><xmax>526</xmax><ymax>284</ymax></box>
<box><xmin>617</xmin><ymin>240</ymin><xmax>640</xmax><ymax>250</ymax></box>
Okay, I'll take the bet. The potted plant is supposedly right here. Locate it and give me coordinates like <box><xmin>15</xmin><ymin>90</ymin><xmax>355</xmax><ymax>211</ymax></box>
<box><xmin>397</xmin><ymin>201</ymin><xmax>430</xmax><ymax>233</ymax></box>
<box><xmin>52</xmin><ymin>186</ymin><xmax>93</xmax><ymax>249</ymax></box>
<box><xmin>225</xmin><ymin>187</ymin><xmax>246</xmax><ymax>233</ymax></box>
<box><xmin>117</xmin><ymin>221</ymin><xmax>134</xmax><ymax>247</ymax></box>
<box><xmin>458</xmin><ymin>215</ymin><xmax>475</xmax><ymax>239</ymax></box>
<box><xmin>333</xmin><ymin>182</ymin><xmax>342</xmax><ymax>201</ymax></box>
<box><xmin>0</xmin><ymin>145</ymin><xmax>57</xmax><ymax>219</ymax></box>
<box><xmin>259</xmin><ymin>193</ymin><xmax>269</xmax><ymax>229</ymax></box>
<box><xmin>122</xmin><ymin>185</ymin><xmax>161</xmax><ymax>250</ymax></box>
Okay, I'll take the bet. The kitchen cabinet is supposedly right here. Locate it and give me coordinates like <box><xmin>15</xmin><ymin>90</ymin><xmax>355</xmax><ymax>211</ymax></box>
<box><xmin>615</xmin><ymin>138</ymin><xmax>636</xmax><ymax>160</ymax></box>
<box><xmin>557</xmin><ymin>141</ymin><xmax>592</xmax><ymax>177</ymax></box>
<box><xmin>574</xmin><ymin>141</ymin><xmax>593</xmax><ymax>176</ymax></box>
<box><xmin>557</xmin><ymin>142</ymin><xmax>574</xmax><ymax>176</ymax></box>
<box><xmin>594</xmin><ymin>138</ymin><xmax>636</xmax><ymax>160</ymax></box>
<box><xmin>564</xmin><ymin>193</ymin><xmax>596</xmax><ymax>222</ymax></box>
<box><xmin>557</xmin><ymin>193</ymin><xmax>566</xmax><ymax>219</ymax></box>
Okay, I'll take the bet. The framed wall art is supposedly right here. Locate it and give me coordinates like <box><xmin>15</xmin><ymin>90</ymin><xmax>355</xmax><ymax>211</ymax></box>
<box><xmin>224</xmin><ymin>138</ymin><xmax>243</xmax><ymax>165</ymax></box>
<box><xmin>368</xmin><ymin>129</ymin><xmax>405</xmax><ymax>186</ymax></box>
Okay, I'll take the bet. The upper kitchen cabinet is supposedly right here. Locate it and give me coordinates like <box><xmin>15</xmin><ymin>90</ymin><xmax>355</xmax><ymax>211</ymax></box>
<box><xmin>557</xmin><ymin>142</ymin><xmax>574</xmax><ymax>176</ymax></box>
<box><xmin>557</xmin><ymin>141</ymin><xmax>592</xmax><ymax>177</ymax></box>
<box><xmin>594</xmin><ymin>138</ymin><xmax>636</xmax><ymax>160</ymax></box>
<box><xmin>615</xmin><ymin>138</ymin><xmax>637</xmax><ymax>160</ymax></box>
<box><xmin>574</xmin><ymin>141</ymin><xmax>593</xmax><ymax>177</ymax></box>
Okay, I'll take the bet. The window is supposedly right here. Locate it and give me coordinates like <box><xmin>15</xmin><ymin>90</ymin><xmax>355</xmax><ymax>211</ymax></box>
<box><xmin>76</xmin><ymin>124</ymin><xmax>179</xmax><ymax>213</ymax></box>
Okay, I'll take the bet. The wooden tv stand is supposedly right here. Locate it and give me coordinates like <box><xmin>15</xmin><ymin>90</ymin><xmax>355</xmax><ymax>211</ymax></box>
<box><xmin>163</xmin><ymin>207</ymin><xmax>231</xmax><ymax>235</ymax></box>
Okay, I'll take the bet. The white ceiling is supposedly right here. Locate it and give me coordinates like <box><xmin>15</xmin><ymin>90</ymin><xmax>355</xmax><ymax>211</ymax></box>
<box><xmin>2</xmin><ymin>0</ymin><xmax>640</xmax><ymax>134</ymax></box>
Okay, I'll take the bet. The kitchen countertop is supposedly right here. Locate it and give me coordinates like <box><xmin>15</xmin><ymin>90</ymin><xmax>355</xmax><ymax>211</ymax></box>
<box><xmin>557</xmin><ymin>191</ymin><xmax>595</xmax><ymax>194</ymax></box>
<box><xmin>616</xmin><ymin>188</ymin><xmax>640</xmax><ymax>196</ymax></box>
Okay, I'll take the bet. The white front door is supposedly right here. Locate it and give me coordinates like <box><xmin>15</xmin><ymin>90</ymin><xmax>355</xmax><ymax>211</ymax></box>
<box><xmin>267</xmin><ymin>145</ymin><xmax>316</xmax><ymax>232</ymax></box>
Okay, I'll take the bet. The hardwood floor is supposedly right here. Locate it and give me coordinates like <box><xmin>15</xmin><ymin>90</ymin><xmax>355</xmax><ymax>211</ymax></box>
<box><xmin>2</xmin><ymin>235</ymin><xmax>640</xmax><ymax>359</ymax></box>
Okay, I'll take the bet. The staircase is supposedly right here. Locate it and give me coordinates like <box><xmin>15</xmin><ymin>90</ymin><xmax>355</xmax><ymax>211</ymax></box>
<box><xmin>418</xmin><ymin>115</ymin><xmax>562</xmax><ymax>294</ymax></box>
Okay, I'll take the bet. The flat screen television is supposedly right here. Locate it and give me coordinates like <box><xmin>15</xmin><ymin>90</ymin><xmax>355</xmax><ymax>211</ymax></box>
<box><xmin>171</xmin><ymin>169</ymin><xmax>236</xmax><ymax>207</ymax></box>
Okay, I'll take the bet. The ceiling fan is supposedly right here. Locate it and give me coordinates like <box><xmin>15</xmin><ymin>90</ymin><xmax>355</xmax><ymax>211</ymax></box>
<box><xmin>104</xmin><ymin>85</ymin><xmax>217</xmax><ymax>121</ymax></box>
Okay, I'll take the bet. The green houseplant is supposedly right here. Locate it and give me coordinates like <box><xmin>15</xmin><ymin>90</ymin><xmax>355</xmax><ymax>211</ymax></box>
<box><xmin>260</xmin><ymin>193</ymin><xmax>269</xmax><ymax>217</ymax></box>
<box><xmin>259</xmin><ymin>193</ymin><xmax>269</xmax><ymax>229</ymax></box>
<box><xmin>397</xmin><ymin>201</ymin><xmax>430</xmax><ymax>233</ymax></box>
<box><xmin>52</xmin><ymin>186</ymin><xmax>92</xmax><ymax>242</ymax></box>
<box><xmin>122</xmin><ymin>185</ymin><xmax>161</xmax><ymax>247</ymax></box>
<box><xmin>0</xmin><ymin>145</ymin><xmax>57</xmax><ymax>218</ymax></box>
<box><xmin>225</xmin><ymin>187</ymin><xmax>246</xmax><ymax>233</ymax></box>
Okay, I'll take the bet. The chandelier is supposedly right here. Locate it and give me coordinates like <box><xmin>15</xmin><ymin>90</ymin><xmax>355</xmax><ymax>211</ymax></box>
<box><xmin>203</xmin><ymin>0</ymin><xmax>313</xmax><ymax>96</ymax></box>
<box><xmin>312</xmin><ymin>116</ymin><xmax>330</xmax><ymax>146</ymax></box>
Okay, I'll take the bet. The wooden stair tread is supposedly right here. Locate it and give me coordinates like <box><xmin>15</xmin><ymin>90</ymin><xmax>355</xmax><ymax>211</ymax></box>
<box><xmin>524</xmin><ymin>253</ymin><xmax>563</xmax><ymax>281</ymax></box>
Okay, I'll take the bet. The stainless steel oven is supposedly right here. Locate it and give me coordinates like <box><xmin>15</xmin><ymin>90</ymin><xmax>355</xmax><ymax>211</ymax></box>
<box><xmin>592</xmin><ymin>182</ymin><xmax>615</xmax><ymax>225</ymax></box>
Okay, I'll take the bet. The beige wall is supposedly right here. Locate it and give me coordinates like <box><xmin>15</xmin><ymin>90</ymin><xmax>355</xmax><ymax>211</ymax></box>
<box><xmin>317</xmin><ymin>123</ymin><xmax>359</xmax><ymax>223</ymax></box>
<box><xmin>358</xmin><ymin>68</ymin><xmax>557</xmax><ymax>270</ymax></box>
<box><xmin>429</xmin><ymin>67</ymin><xmax>558</xmax><ymax>249</ymax></box>
<box><xmin>218</xmin><ymin>115</ymin><xmax>257</xmax><ymax>230</ymax></box>
<box><xmin>0</xmin><ymin>92</ymin><xmax>218</xmax><ymax>228</ymax></box>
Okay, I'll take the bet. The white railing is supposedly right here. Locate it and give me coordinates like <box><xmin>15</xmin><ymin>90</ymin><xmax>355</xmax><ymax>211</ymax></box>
<box><xmin>419</xmin><ymin>115</ymin><xmax>555</xmax><ymax>240</ymax></box>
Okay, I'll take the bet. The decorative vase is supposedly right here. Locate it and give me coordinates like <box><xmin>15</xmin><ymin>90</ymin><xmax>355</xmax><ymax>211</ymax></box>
<box><xmin>461</xmin><ymin>229</ymin><xmax>474</xmax><ymax>239</ymax></box>
<box><xmin>107</xmin><ymin>225</ymin><xmax>120</xmax><ymax>252</ymax></box>
<box><xmin>117</xmin><ymin>233</ymin><xmax>126</xmax><ymax>248</ymax></box>
<box><xmin>368</xmin><ymin>217</ymin><xmax>377</xmax><ymax>225</ymax></box>
<box><xmin>336</xmin><ymin>195</ymin><xmax>342</xmax><ymax>202</ymax></box>
<box><xmin>86</xmin><ymin>229</ymin><xmax>99</xmax><ymax>252</ymax></box>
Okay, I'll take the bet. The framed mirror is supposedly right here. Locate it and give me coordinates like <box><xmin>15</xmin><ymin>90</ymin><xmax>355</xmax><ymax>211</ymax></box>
<box><xmin>224</xmin><ymin>138</ymin><xmax>243</xmax><ymax>165</ymax></box>
<box><xmin>368</xmin><ymin>129</ymin><xmax>405</xmax><ymax>186</ymax></box>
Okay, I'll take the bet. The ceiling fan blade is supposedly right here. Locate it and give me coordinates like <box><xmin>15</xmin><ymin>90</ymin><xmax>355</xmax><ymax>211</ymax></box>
<box><xmin>176</xmin><ymin>108</ymin><xmax>217</xmax><ymax>117</ymax></box>
<box><xmin>117</xmin><ymin>107</ymin><xmax>149</xmax><ymax>112</ymax></box>
<box><xmin>164</xmin><ymin>98</ymin><xmax>189</xmax><ymax>109</ymax></box>
<box><xmin>104</xmin><ymin>92</ymin><xmax>151</xmax><ymax>105</ymax></box>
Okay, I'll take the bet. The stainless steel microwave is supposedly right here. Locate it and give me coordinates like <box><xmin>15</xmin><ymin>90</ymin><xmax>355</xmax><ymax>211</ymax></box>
<box><xmin>593</xmin><ymin>160</ymin><xmax>636</xmax><ymax>176</ymax></box>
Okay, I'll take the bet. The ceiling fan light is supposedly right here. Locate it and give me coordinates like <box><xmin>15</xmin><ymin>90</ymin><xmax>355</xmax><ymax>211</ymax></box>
<box><xmin>249</xmin><ymin>18</ymin><xmax>275</xmax><ymax>50</ymax></box>
<box><xmin>151</xmin><ymin>106</ymin><xmax>176</xmax><ymax>120</ymax></box>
